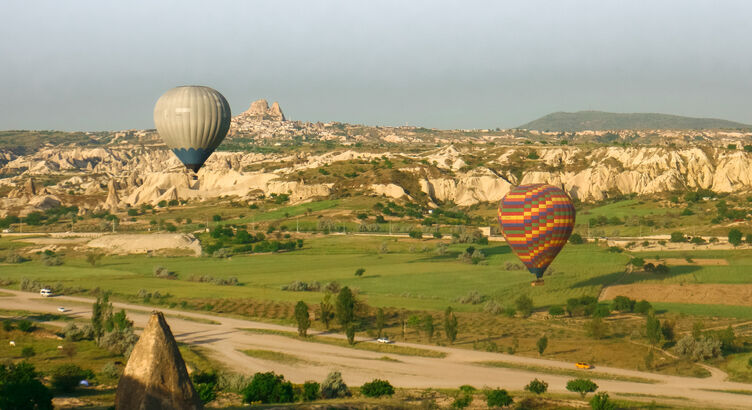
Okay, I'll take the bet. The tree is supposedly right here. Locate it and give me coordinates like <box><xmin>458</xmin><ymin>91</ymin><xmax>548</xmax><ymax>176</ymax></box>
<box><xmin>345</xmin><ymin>325</ymin><xmax>355</xmax><ymax>345</ymax></box>
<box><xmin>0</xmin><ymin>362</ymin><xmax>53</xmax><ymax>410</ymax></box>
<box><xmin>525</xmin><ymin>378</ymin><xmax>548</xmax><ymax>395</ymax></box>
<box><xmin>670</xmin><ymin>231</ymin><xmax>686</xmax><ymax>243</ymax></box>
<box><xmin>335</xmin><ymin>287</ymin><xmax>356</xmax><ymax>327</ymax></box>
<box><xmin>62</xmin><ymin>343</ymin><xmax>77</xmax><ymax>360</ymax></box>
<box><xmin>354</xmin><ymin>268</ymin><xmax>365</xmax><ymax>277</ymax></box>
<box><xmin>515</xmin><ymin>294</ymin><xmax>534</xmax><ymax>317</ymax></box>
<box><xmin>212</xmin><ymin>214</ymin><xmax>222</xmax><ymax>222</ymax></box>
<box><xmin>423</xmin><ymin>314</ymin><xmax>435</xmax><ymax>341</ymax></box>
<box><xmin>50</xmin><ymin>364</ymin><xmax>90</xmax><ymax>393</ymax></box>
<box><xmin>320</xmin><ymin>371</ymin><xmax>350</xmax><ymax>399</ymax></box>
<box><xmin>646</xmin><ymin>310</ymin><xmax>662</xmax><ymax>346</ymax></box>
<box><xmin>486</xmin><ymin>388</ymin><xmax>513</xmax><ymax>407</ymax></box>
<box><xmin>589</xmin><ymin>392</ymin><xmax>615</xmax><ymax>410</ymax></box>
<box><xmin>294</xmin><ymin>301</ymin><xmax>310</xmax><ymax>337</ymax></box>
<box><xmin>569</xmin><ymin>233</ymin><xmax>584</xmax><ymax>244</ymax></box>
<box><xmin>729</xmin><ymin>229</ymin><xmax>743</xmax><ymax>246</ymax></box>
<box><xmin>634</xmin><ymin>300</ymin><xmax>652</xmax><ymax>315</ymax></box>
<box><xmin>319</xmin><ymin>294</ymin><xmax>333</xmax><ymax>329</ymax></box>
<box><xmin>241</xmin><ymin>372</ymin><xmax>294</xmax><ymax>404</ymax></box>
<box><xmin>361</xmin><ymin>379</ymin><xmax>394</xmax><ymax>397</ymax></box>
<box><xmin>86</xmin><ymin>252</ymin><xmax>103</xmax><ymax>267</ymax></box>
<box><xmin>611</xmin><ymin>296</ymin><xmax>635</xmax><ymax>312</ymax></box>
<box><xmin>301</xmin><ymin>381</ymin><xmax>319</xmax><ymax>401</ymax></box>
<box><xmin>536</xmin><ymin>335</ymin><xmax>548</xmax><ymax>356</ymax></box>
<box><xmin>21</xmin><ymin>346</ymin><xmax>35</xmax><ymax>358</ymax></box>
<box><xmin>661</xmin><ymin>320</ymin><xmax>675</xmax><ymax>342</ymax></box>
<box><xmin>91</xmin><ymin>292</ymin><xmax>113</xmax><ymax>341</ymax></box>
<box><xmin>444</xmin><ymin>307</ymin><xmax>458</xmax><ymax>343</ymax></box>
<box><xmin>566</xmin><ymin>378</ymin><xmax>598</xmax><ymax>398</ymax></box>
<box><xmin>191</xmin><ymin>371</ymin><xmax>218</xmax><ymax>404</ymax></box>
<box><xmin>375</xmin><ymin>308</ymin><xmax>385</xmax><ymax>338</ymax></box>
<box><xmin>585</xmin><ymin>317</ymin><xmax>608</xmax><ymax>339</ymax></box>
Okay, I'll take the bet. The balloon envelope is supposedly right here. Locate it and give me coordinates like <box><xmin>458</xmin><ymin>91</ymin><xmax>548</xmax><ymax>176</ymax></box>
<box><xmin>154</xmin><ymin>86</ymin><xmax>231</xmax><ymax>172</ymax></box>
<box><xmin>498</xmin><ymin>184</ymin><xmax>576</xmax><ymax>279</ymax></box>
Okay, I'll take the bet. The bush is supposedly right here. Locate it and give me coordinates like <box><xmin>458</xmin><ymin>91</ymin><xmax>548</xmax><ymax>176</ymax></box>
<box><xmin>484</xmin><ymin>300</ymin><xmax>503</xmax><ymax>315</ymax></box>
<box><xmin>408</xmin><ymin>230</ymin><xmax>423</xmax><ymax>239</ymax></box>
<box><xmin>729</xmin><ymin>229</ymin><xmax>743</xmax><ymax>246</ymax></box>
<box><xmin>515</xmin><ymin>294</ymin><xmax>534</xmax><ymax>317</ymax></box>
<box><xmin>192</xmin><ymin>371</ymin><xmax>219</xmax><ymax>404</ymax></box>
<box><xmin>50</xmin><ymin>364</ymin><xmax>91</xmax><ymax>393</ymax></box>
<box><xmin>241</xmin><ymin>372</ymin><xmax>294</xmax><ymax>404</ymax></box>
<box><xmin>62</xmin><ymin>323</ymin><xmax>94</xmax><ymax>341</ymax></box>
<box><xmin>589</xmin><ymin>392</ymin><xmax>615</xmax><ymax>410</ymax></box>
<box><xmin>634</xmin><ymin>300</ymin><xmax>653</xmax><ymax>315</ymax></box>
<box><xmin>566</xmin><ymin>378</ymin><xmax>598</xmax><ymax>398</ymax></box>
<box><xmin>485</xmin><ymin>388</ymin><xmax>513</xmax><ymax>407</ymax></box>
<box><xmin>675</xmin><ymin>334</ymin><xmax>722</xmax><ymax>361</ymax></box>
<box><xmin>548</xmin><ymin>306</ymin><xmax>565</xmax><ymax>316</ymax></box>
<box><xmin>153</xmin><ymin>265</ymin><xmax>177</xmax><ymax>279</ymax></box>
<box><xmin>569</xmin><ymin>233</ymin><xmax>584</xmax><ymax>244</ymax></box>
<box><xmin>17</xmin><ymin>320</ymin><xmax>33</xmax><ymax>333</ymax></box>
<box><xmin>525</xmin><ymin>378</ymin><xmax>548</xmax><ymax>394</ymax></box>
<box><xmin>21</xmin><ymin>346</ymin><xmax>35</xmax><ymax>358</ymax></box>
<box><xmin>458</xmin><ymin>290</ymin><xmax>486</xmax><ymax>305</ymax></box>
<box><xmin>0</xmin><ymin>362</ymin><xmax>53</xmax><ymax>410</ymax></box>
<box><xmin>361</xmin><ymin>379</ymin><xmax>395</xmax><ymax>397</ymax></box>
<box><xmin>611</xmin><ymin>296</ymin><xmax>635</xmax><ymax>312</ymax></box>
<box><xmin>2</xmin><ymin>320</ymin><xmax>13</xmax><ymax>332</ymax></box>
<box><xmin>670</xmin><ymin>231</ymin><xmax>686</xmax><ymax>243</ymax></box>
<box><xmin>354</xmin><ymin>268</ymin><xmax>365</xmax><ymax>277</ymax></box>
<box><xmin>452</xmin><ymin>393</ymin><xmax>473</xmax><ymax>409</ymax></box>
<box><xmin>320</xmin><ymin>371</ymin><xmax>350</xmax><ymax>399</ymax></box>
<box><xmin>42</xmin><ymin>253</ymin><xmax>63</xmax><ymax>266</ymax></box>
<box><xmin>100</xmin><ymin>362</ymin><xmax>120</xmax><ymax>379</ymax></box>
<box><xmin>301</xmin><ymin>381</ymin><xmax>320</xmax><ymax>401</ymax></box>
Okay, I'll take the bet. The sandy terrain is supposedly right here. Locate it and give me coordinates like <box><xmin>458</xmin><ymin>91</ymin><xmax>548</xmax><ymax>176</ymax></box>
<box><xmin>2</xmin><ymin>289</ymin><xmax>752</xmax><ymax>409</ymax></box>
<box><xmin>86</xmin><ymin>233</ymin><xmax>202</xmax><ymax>256</ymax></box>
<box><xmin>601</xmin><ymin>284</ymin><xmax>752</xmax><ymax>307</ymax></box>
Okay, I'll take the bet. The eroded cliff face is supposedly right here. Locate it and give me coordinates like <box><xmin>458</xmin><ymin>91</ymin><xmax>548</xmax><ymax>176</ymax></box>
<box><xmin>3</xmin><ymin>144</ymin><xmax>752</xmax><ymax>213</ymax></box>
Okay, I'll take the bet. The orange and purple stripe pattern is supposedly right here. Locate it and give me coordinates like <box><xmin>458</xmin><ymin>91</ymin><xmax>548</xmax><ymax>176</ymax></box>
<box><xmin>498</xmin><ymin>184</ymin><xmax>576</xmax><ymax>278</ymax></box>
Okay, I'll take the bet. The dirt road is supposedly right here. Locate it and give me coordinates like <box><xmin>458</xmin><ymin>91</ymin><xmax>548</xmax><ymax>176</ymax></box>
<box><xmin>2</xmin><ymin>289</ymin><xmax>752</xmax><ymax>409</ymax></box>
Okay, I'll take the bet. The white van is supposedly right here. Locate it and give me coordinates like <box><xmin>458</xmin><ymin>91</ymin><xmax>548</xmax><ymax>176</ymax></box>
<box><xmin>40</xmin><ymin>288</ymin><xmax>53</xmax><ymax>297</ymax></box>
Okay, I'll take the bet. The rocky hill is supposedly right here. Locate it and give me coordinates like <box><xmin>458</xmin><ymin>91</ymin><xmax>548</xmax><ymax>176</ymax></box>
<box><xmin>518</xmin><ymin>111</ymin><xmax>751</xmax><ymax>132</ymax></box>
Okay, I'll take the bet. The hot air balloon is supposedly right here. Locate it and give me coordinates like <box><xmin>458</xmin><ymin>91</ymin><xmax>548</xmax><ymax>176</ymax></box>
<box><xmin>498</xmin><ymin>184</ymin><xmax>576</xmax><ymax>285</ymax></box>
<box><xmin>153</xmin><ymin>86</ymin><xmax>231</xmax><ymax>173</ymax></box>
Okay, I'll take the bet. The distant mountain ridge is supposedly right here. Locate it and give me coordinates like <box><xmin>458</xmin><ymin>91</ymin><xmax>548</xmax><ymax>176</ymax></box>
<box><xmin>518</xmin><ymin>111</ymin><xmax>750</xmax><ymax>131</ymax></box>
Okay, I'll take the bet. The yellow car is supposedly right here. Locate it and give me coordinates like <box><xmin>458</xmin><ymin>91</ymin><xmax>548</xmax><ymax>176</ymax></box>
<box><xmin>575</xmin><ymin>362</ymin><xmax>593</xmax><ymax>369</ymax></box>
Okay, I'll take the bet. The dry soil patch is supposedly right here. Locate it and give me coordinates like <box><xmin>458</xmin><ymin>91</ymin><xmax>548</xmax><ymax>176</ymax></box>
<box><xmin>644</xmin><ymin>258</ymin><xmax>728</xmax><ymax>266</ymax></box>
<box><xmin>601</xmin><ymin>284</ymin><xmax>752</xmax><ymax>307</ymax></box>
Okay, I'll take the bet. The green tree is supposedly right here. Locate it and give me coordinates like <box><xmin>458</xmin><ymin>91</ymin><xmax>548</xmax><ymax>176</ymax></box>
<box><xmin>536</xmin><ymin>335</ymin><xmax>548</xmax><ymax>356</ymax></box>
<box><xmin>670</xmin><ymin>231</ymin><xmax>686</xmax><ymax>243</ymax></box>
<box><xmin>444</xmin><ymin>307</ymin><xmax>458</xmax><ymax>343</ymax></box>
<box><xmin>241</xmin><ymin>372</ymin><xmax>294</xmax><ymax>404</ymax></box>
<box><xmin>50</xmin><ymin>364</ymin><xmax>89</xmax><ymax>393</ymax></box>
<box><xmin>729</xmin><ymin>229</ymin><xmax>743</xmax><ymax>246</ymax></box>
<box><xmin>21</xmin><ymin>346</ymin><xmax>35</xmax><ymax>358</ymax></box>
<box><xmin>585</xmin><ymin>317</ymin><xmax>608</xmax><ymax>339</ymax></box>
<box><xmin>320</xmin><ymin>371</ymin><xmax>350</xmax><ymax>399</ymax></box>
<box><xmin>86</xmin><ymin>252</ymin><xmax>103</xmax><ymax>267</ymax></box>
<box><xmin>646</xmin><ymin>310</ymin><xmax>662</xmax><ymax>346</ymax></box>
<box><xmin>515</xmin><ymin>294</ymin><xmax>534</xmax><ymax>317</ymax></box>
<box><xmin>485</xmin><ymin>388</ymin><xmax>513</xmax><ymax>407</ymax></box>
<box><xmin>191</xmin><ymin>371</ymin><xmax>218</xmax><ymax>404</ymax></box>
<box><xmin>354</xmin><ymin>268</ymin><xmax>365</xmax><ymax>277</ymax></box>
<box><xmin>91</xmin><ymin>291</ymin><xmax>113</xmax><ymax>341</ymax></box>
<box><xmin>566</xmin><ymin>378</ymin><xmax>598</xmax><ymax>398</ymax></box>
<box><xmin>569</xmin><ymin>233</ymin><xmax>584</xmax><ymax>244</ymax></box>
<box><xmin>589</xmin><ymin>392</ymin><xmax>615</xmax><ymax>410</ymax></box>
<box><xmin>336</xmin><ymin>287</ymin><xmax>356</xmax><ymax>327</ymax></box>
<box><xmin>0</xmin><ymin>362</ymin><xmax>53</xmax><ymax>410</ymax></box>
<box><xmin>423</xmin><ymin>314</ymin><xmax>435</xmax><ymax>341</ymax></box>
<box><xmin>345</xmin><ymin>324</ymin><xmax>355</xmax><ymax>345</ymax></box>
<box><xmin>361</xmin><ymin>379</ymin><xmax>395</xmax><ymax>397</ymax></box>
<box><xmin>375</xmin><ymin>308</ymin><xmax>385</xmax><ymax>338</ymax></box>
<box><xmin>301</xmin><ymin>381</ymin><xmax>319</xmax><ymax>401</ymax></box>
<box><xmin>294</xmin><ymin>301</ymin><xmax>310</xmax><ymax>337</ymax></box>
<box><xmin>319</xmin><ymin>294</ymin><xmax>333</xmax><ymax>330</ymax></box>
<box><xmin>525</xmin><ymin>378</ymin><xmax>548</xmax><ymax>394</ymax></box>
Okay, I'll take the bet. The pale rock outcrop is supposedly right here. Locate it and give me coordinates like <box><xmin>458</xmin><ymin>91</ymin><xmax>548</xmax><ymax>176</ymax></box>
<box><xmin>371</xmin><ymin>183</ymin><xmax>407</xmax><ymax>199</ymax></box>
<box><xmin>421</xmin><ymin>168</ymin><xmax>513</xmax><ymax>206</ymax></box>
<box><xmin>115</xmin><ymin>312</ymin><xmax>202</xmax><ymax>410</ymax></box>
<box><xmin>105</xmin><ymin>179</ymin><xmax>120</xmax><ymax>212</ymax></box>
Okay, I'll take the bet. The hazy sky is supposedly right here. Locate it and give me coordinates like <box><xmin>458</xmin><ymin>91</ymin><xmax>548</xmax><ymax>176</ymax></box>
<box><xmin>1</xmin><ymin>0</ymin><xmax>751</xmax><ymax>131</ymax></box>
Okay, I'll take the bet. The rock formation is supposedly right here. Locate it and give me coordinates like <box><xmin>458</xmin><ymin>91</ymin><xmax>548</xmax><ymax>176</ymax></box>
<box><xmin>105</xmin><ymin>179</ymin><xmax>120</xmax><ymax>212</ymax></box>
<box><xmin>115</xmin><ymin>312</ymin><xmax>202</xmax><ymax>410</ymax></box>
<box><xmin>241</xmin><ymin>99</ymin><xmax>285</xmax><ymax>121</ymax></box>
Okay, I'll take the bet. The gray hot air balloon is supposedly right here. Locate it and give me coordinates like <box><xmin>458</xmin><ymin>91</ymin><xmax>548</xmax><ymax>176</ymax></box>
<box><xmin>153</xmin><ymin>86</ymin><xmax>231</xmax><ymax>172</ymax></box>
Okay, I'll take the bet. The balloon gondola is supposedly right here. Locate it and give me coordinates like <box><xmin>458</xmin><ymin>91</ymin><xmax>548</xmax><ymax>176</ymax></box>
<box><xmin>153</xmin><ymin>86</ymin><xmax>231</xmax><ymax>174</ymax></box>
<box><xmin>498</xmin><ymin>184</ymin><xmax>576</xmax><ymax>286</ymax></box>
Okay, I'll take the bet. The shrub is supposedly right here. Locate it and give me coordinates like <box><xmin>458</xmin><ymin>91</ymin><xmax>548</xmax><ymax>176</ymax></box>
<box><xmin>458</xmin><ymin>290</ymin><xmax>486</xmax><ymax>305</ymax></box>
<box><xmin>17</xmin><ymin>320</ymin><xmax>33</xmax><ymax>333</ymax></box>
<box><xmin>566</xmin><ymin>378</ymin><xmax>598</xmax><ymax>398</ymax></box>
<box><xmin>100</xmin><ymin>362</ymin><xmax>120</xmax><ymax>379</ymax></box>
<box><xmin>0</xmin><ymin>362</ymin><xmax>53</xmax><ymax>410</ymax></box>
<box><xmin>408</xmin><ymin>230</ymin><xmax>423</xmax><ymax>239</ymax></box>
<box><xmin>241</xmin><ymin>372</ymin><xmax>294</xmax><ymax>404</ymax></box>
<box><xmin>569</xmin><ymin>233</ymin><xmax>584</xmax><ymax>244</ymax></box>
<box><xmin>585</xmin><ymin>317</ymin><xmax>608</xmax><ymax>339</ymax></box>
<box><xmin>2</xmin><ymin>320</ymin><xmax>13</xmax><ymax>332</ymax></box>
<box><xmin>21</xmin><ymin>346</ymin><xmax>35</xmax><ymax>358</ymax></box>
<box><xmin>484</xmin><ymin>300</ymin><xmax>503</xmax><ymax>315</ymax></box>
<box><xmin>589</xmin><ymin>392</ymin><xmax>615</xmax><ymax>410</ymax></box>
<box><xmin>548</xmin><ymin>306</ymin><xmax>565</xmax><ymax>316</ymax></box>
<box><xmin>354</xmin><ymin>268</ymin><xmax>365</xmax><ymax>277</ymax></box>
<box><xmin>5</xmin><ymin>254</ymin><xmax>29</xmax><ymax>263</ymax></box>
<box><xmin>485</xmin><ymin>388</ymin><xmax>513</xmax><ymax>407</ymax></box>
<box><xmin>301</xmin><ymin>381</ymin><xmax>319</xmax><ymax>401</ymax></box>
<box><xmin>50</xmin><ymin>364</ymin><xmax>91</xmax><ymax>393</ymax></box>
<box><xmin>611</xmin><ymin>296</ymin><xmax>635</xmax><ymax>312</ymax></box>
<box><xmin>670</xmin><ymin>231</ymin><xmax>686</xmax><ymax>242</ymax></box>
<box><xmin>634</xmin><ymin>300</ymin><xmax>653</xmax><ymax>315</ymax></box>
<box><xmin>675</xmin><ymin>335</ymin><xmax>722</xmax><ymax>361</ymax></box>
<box><xmin>42</xmin><ymin>253</ymin><xmax>63</xmax><ymax>266</ymax></box>
<box><xmin>192</xmin><ymin>371</ymin><xmax>218</xmax><ymax>404</ymax></box>
<box><xmin>153</xmin><ymin>266</ymin><xmax>177</xmax><ymax>279</ymax></box>
<box><xmin>524</xmin><ymin>378</ymin><xmax>548</xmax><ymax>394</ymax></box>
<box><xmin>361</xmin><ymin>379</ymin><xmax>395</xmax><ymax>397</ymax></box>
<box><xmin>629</xmin><ymin>257</ymin><xmax>645</xmax><ymax>268</ymax></box>
<box><xmin>320</xmin><ymin>371</ymin><xmax>350</xmax><ymax>399</ymax></box>
<box><xmin>729</xmin><ymin>229</ymin><xmax>743</xmax><ymax>246</ymax></box>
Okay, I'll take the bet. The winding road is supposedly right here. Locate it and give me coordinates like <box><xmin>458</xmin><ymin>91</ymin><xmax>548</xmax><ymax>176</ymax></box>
<box><xmin>2</xmin><ymin>289</ymin><xmax>752</xmax><ymax>409</ymax></box>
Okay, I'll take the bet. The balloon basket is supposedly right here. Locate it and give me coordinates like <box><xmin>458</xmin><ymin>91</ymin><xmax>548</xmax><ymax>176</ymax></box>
<box><xmin>531</xmin><ymin>279</ymin><xmax>545</xmax><ymax>287</ymax></box>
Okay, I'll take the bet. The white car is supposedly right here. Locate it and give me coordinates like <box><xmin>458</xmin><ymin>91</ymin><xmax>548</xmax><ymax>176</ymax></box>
<box><xmin>377</xmin><ymin>337</ymin><xmax>391</xmax><ymax>344</ymax></box>
<box><xmin>40</xmin><ymin>288</ymin><xmax>53</xmax><ymax>297</ymax></box>
<box><xmin>57</xmin><ymin>307</ymin><xmax>66</xmax><ymax>313</ymax></box>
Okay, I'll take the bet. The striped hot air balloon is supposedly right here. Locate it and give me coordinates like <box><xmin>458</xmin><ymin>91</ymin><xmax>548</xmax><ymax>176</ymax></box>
<box><xmin>154</xmin><ymin>86</ymin><xmax>231</xmax><ymax>172</ymax></box>
<box><xmin>498</xmin><ymin>184</ymin><xmax>576</xmax><ymax>281</ymax></box>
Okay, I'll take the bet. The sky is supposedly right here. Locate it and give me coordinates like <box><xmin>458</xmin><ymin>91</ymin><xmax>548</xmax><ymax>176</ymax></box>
<box><xmin>1</xmin><ymin>0</ymin><xmax>751</xmax><ymax>131</ymax></box>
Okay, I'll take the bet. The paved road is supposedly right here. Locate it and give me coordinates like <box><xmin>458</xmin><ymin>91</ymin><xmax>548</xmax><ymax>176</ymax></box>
<box><xmin>2</xmin><ymin>289</ymin><xmax>752</xmax><ymax>409</ymax></box>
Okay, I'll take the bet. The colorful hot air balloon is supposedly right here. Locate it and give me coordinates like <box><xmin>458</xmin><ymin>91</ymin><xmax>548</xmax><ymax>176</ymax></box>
<box><xmin>153</xmin><ymin>86</ymin><xmax>231</xmax><ymax>172</ymax></box>
<box><xmin>498</xmin><ymin>184</ymin><xmax>576</xmax><ymax>283</ymax></box>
